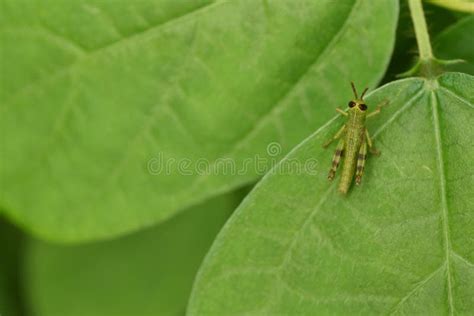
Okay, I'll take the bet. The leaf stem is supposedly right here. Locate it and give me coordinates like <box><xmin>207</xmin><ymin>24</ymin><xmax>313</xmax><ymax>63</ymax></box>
<box><xmin>408</xmin><ymin>0</ymin><xmax>433</xmax><ymax>61</ymax></box>
<box><xmin>403</xmin><ymin>0</ymin><xmax>455</xmax><ymax>78</ymax></box>
<box><xmin>400</xmin><ymin>0</ymin><xmax>466</xmax><ymax>78</ymax></box>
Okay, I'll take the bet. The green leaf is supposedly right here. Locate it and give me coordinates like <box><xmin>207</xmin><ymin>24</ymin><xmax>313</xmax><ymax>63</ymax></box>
<box><xmin>0</xmin><ymin>218</ymin><xmax>24</xmax><ymax>316</ymax></box>
<box><xmin>425</xmin><ymin>0</ymin><xmax>474</xmax><ymax>13</ymax></box>
<box><xmin>434</xmin><ymin>15</ymin><xmax>474</xmax><ymax>75</ymax></box>
<box><xmin>188</xmin><ymin>73</ymin><xmax>474</xmax><ymax>315</ymax></box>
<box><xmin>23</xmin><ymin>190</ymin><xmax>243</xmax><ymax>316</ymax></box>
<box><xmin>0</xmin><ymin>0</ymin><xmax>398</xmax><ymax>242</ymax></box>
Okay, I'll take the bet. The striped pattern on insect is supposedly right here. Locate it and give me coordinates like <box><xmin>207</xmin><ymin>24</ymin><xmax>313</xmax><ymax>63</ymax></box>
<box><xmin>323</xmin><ymin>82</ymin><xmax>387</xmax><ymax>195</ymax></box>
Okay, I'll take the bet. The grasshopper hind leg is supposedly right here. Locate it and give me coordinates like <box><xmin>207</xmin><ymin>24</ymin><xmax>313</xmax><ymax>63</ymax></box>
<box><xmin>328</xmin><ymin>139</ymin><xmax>345</xmax><ymax>181</ymax></box>
<box><xmin>355</xmin><ymin>141</ymin><xmax>368</xmax><ymax>185</ymax></box>
<box><xmin>365</xmin><ymin>128</ymin><xmax>380</xmax><ymax>156</ymax></box>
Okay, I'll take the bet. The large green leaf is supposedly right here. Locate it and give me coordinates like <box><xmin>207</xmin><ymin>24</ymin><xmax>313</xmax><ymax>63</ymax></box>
<box><xmin>24</xmin><ymin>190</ymin><xmax>243</xmax><ymax>316</ymax></box>
<box><xmin>188</xmin><ymin>73</ymin><xmax>474</xmax><ymax>315</ymax></box>
<box><xmin>0</xmin><ymin>0</ymin><xmax>398</xmax><ymax>242</ymax></box>
<box><xmin>434</xmin><ymin>15</ymin><xmax>474</xmax><ymax>75</ymax></box>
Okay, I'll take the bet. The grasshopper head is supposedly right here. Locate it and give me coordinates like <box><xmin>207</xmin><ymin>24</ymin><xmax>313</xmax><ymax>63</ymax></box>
<box><xmin>348</xmin><ymin>82</ymin><xmax>368</xmax><ymax>112</ymax></box>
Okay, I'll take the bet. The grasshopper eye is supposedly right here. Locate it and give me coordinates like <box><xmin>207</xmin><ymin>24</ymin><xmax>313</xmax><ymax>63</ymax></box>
<box><xmin>359</xmin><ymin>103</ymin><xmax>367</xmax><ymax>111</ymax></box>
<box><xmin>348</xmin><ymin>101</ymin><xmax>356</xmax><ymax>108</ymax></box>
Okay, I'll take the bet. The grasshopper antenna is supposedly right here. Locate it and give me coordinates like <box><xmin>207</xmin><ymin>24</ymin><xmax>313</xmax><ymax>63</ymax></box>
<box><xmin>350</xmin><ymin>82</ymin><xmax>358</xmax><ymax>99</ymax></box>
<box><xmin>360</xmin><ymin>87</ymin><xmax>369</xmax><ymax>99</ymax></box>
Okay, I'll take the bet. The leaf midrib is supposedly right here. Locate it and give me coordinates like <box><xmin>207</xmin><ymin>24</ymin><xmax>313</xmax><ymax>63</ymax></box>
<box><xmin>431</xmin><ymin>85</ymin><xmax>454</xmax><ymax>315</ymax></box>
<box><xmin>389</xmin><ymin>80</ymin><xmax>457</xmax><ymax>315</ymax></box>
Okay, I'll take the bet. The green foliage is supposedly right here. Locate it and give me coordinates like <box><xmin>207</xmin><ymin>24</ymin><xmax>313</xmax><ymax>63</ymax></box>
<box><xmin>426</xmin><ymin>0</ymin><xmax>474</xmax><ymax>13</ymax></box>
<box><xmin>0</xmin><ymin>219</ymin><xmax>24</xmax><ymax>316</ymax></box>
<box><xmin>0</xmin><ymin>0</ymin><xmax>398</xmax><ymax>242</ymax></box>
<box><xmin>188</xmin><ymin>73</ymin><xmax>474</xmax><ymax>315</ymax></box>
<box><xmin>434</xmin><ymin>15</ymin><xmax>474</xmax><ymax>74</ymax></box>
<box><xmin>23</xmin><ymin>191</ymin><xmax>242</xmax><ymax>316</ymax></box>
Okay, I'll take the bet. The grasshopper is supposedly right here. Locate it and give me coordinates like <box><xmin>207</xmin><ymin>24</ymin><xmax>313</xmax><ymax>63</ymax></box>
<box><xmin>323</xmin><ymin>82</ymin><xmax>386</xmax><ymax>195</ymax></box>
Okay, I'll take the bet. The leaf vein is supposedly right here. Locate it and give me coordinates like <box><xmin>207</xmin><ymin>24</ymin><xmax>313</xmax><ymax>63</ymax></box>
<box><xmin>372</xmin><ymin>87</ymin><xmax>425</xmax><ymax>138</ymax></box>
<box><xmin>389</xmin><ymin>265</ymin><xmax>444</xmax><ymax>315</ymax></box>
<box><xmin>276</xmin><ymin>184</ymin><xmax>334</xmax><ymax>270</ymax></box>
<box><xmin>439</xmin><ymin>86</ymin><xmax>474</xmax><ymax>110</ymax></box>
<box><xmin>279</xmin><ymin>276</ymin><xmax>398</xmax><ymax>305</ymax></box>
<box><xmin>451</xmin><ymin>251</ymin><xmax>474</xmax><ymax>268</ymax></box>
<box><xmin>306</xmin><ymin>220</ymin><xmax>419</xmax><ymax>280</ymax></box>
<box><xmin>431</xmin><ymin>90</ymin><xmax>455</xmax><ymax>315</ymax></box>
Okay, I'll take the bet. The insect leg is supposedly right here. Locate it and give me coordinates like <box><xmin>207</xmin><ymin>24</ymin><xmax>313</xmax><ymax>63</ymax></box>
<box><xmin>367</xmin><ymin>100</ymin><xmax>389</xmax><ymax>119</ymax></box>
<box><xmin>365</xmin><ymin>128</ymin><xmax>380</xmax><ymax>156</ymax></box>
<box><xmin>328</xmin><ymin>139</ymin><xmax>345</xmax><ymax>181</ymax></box>
<box><xmin>355</xmin><ymin>141</ymin><xmax>368</xmax><ymax>185</ymax></box>
<box><xmin>336</xmin><ymin>108</ymin><xmax>348</xmax><ymax>116</ymax></box>
<box><xmin>323</xmin><ymin>125</ymin><xmax>346</xmax><ymax>148</ymax></box>
<box><xmin>366</xmin><ymin>108</ymin><xmax>381</xmax><ymax>118</ymax></box>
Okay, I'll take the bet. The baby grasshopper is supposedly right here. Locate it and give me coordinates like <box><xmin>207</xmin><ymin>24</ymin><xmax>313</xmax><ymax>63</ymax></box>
<box><xmin>323</xmin><ymin>82</ymin><xmax>386</xmax><ymax>195</ymax></box>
